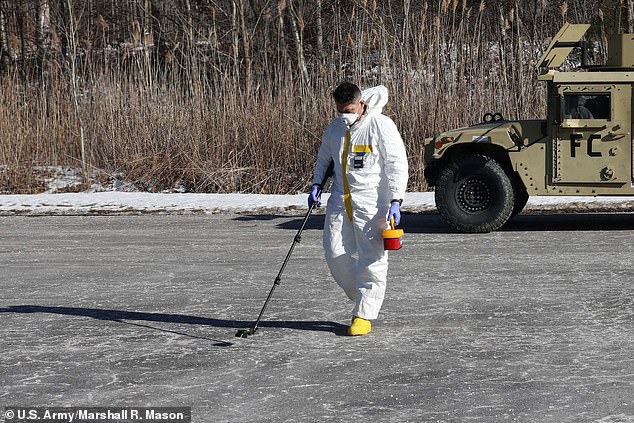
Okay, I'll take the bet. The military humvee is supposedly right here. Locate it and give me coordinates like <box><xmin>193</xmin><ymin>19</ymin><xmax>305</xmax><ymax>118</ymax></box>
<box><xmin>422</xmin><ymin>23</ymin><xmax>634</xmax><ymax>232</ymax></box>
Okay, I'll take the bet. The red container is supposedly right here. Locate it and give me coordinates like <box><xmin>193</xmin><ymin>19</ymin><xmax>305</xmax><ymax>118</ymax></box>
<box><xmin>382</xmin><ymin>218</ymin><xmax>404</xmax><ymax>251</ymax></box>
<box><xmin>383</xmin><ymin>236</ymin><xmax>402</xmax><ymax>250</ymax></box>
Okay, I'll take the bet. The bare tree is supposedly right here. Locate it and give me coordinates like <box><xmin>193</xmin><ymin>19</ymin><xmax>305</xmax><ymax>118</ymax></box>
<box><xmin>140</xmin><ymin>0</ymin><xmax>153</xmax><ymax>87</ymax></box>
<box><xmin>627</xmin><ymin>0</ymin><xmax>634</xmax><ymax>32</ymax></box>
<box><xmin>16</xmin><ymin>0</ymin><xmax>27</xmax><ymax>80</ymax></box>
<box><xmin>287</xmin><ymin>0</ymin><xmax>309</xmax><ymax>86</ymax></box>
<box><xmin>238</xmin><ymin>0</ymin><xmax>252</xmax><ymax>97</ymax></box>
<box><xmin>275</xmin><ymin>0</ymin><xmax>292</xmax><ymax>78</ymax></box>
<box><xmin>183</xmin><ymin>0</ymin><xmax>194</xmax><ymax>44</ymax></box>
<box><xmin>316</xmin><ymin>0</ymin><xmax>325</xmax><ymax>64</ymax></box>
<box><xmin>63</xmin><ymin>0</ymin><xmax>87</xmax><ymax>173</ymax></box>
<box><xmin>0</xmin><ymin>1</ymin><xmax>10</xmax><ymax>71</ymax></box>
<box><xmin>231</xmin><ymin>0</ymin><xmax>240</xmax><ymax>86</ymax></box>
<box><xmin>35</xmin><ymin>0</ymin><xmax>51</xmax><ymax>58</ymax></box>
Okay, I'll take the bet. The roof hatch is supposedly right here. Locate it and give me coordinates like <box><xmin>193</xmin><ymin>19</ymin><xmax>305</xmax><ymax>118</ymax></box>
<box><xmin>536</xmin><ymin>23</ymin><xmax>590</xmax><ymax>69</ymax></box>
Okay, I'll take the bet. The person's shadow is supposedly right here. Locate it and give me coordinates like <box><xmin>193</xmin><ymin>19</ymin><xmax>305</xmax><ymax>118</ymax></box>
<box><xmin>0</xmin><ymin>305</ymin><xmax>349</xmax><ymax>347</ymax></box>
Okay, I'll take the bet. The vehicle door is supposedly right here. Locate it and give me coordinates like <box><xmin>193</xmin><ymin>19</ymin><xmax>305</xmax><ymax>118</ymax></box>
<box><xmin>552</xmin><ymin>84</ymin><xmax>632</xmax><ymax>185</ymax></box>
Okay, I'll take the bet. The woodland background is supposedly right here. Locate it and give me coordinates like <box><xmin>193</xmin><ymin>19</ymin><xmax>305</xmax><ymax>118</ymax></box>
<box><xmin>0</xmin><ymin>0</ymin><xmax>633</xmax><ymax>194</ymax></box>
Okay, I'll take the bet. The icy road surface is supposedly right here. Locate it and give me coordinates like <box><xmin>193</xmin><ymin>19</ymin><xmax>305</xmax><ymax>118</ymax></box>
<box><xmin>1</xmin><ymin>214</ymin><xmax>634</xmax><ymax>422</ymax></box>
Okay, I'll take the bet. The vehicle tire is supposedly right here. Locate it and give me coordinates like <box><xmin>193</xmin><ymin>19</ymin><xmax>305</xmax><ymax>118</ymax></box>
<box><xmin>511</xmin><ymin>182</ymin><xmax>529</xmax><ymax>218</ymax></box>
<box><xmin>435</xmin><ymin>154</ymin><xmax>515</xmax><ymax>233</ymax></box>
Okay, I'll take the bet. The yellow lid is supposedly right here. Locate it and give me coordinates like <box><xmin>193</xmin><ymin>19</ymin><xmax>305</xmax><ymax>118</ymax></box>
<box><xmin>382</xmin><ymin>228</ymin><xmax>404</xmax><ymax>238</ymax></box>
<box><xmin>382</xmin><ymin>217</ymin><xmax>404</xmax><ymax>238</ymax></box>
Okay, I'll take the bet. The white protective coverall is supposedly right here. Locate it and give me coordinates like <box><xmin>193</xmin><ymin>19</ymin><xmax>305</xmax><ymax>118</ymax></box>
<box><xmin>312</xmin><ymin>85</ymin><xmax>408</xmax><ymax>320</ymax></box>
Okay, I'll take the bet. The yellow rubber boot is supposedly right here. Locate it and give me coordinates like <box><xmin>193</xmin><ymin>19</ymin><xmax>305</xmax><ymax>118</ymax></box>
<box><xmin>348</xmin><ymin>316</ymin><xmax>372</xmax><ymax>336</ymax></box>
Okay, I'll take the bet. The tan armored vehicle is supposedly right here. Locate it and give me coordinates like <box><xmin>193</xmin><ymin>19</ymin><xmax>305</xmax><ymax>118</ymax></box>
<box><xmin>423</xmin><ymin>23</ymin><xmax>634</xmax><ymax>232</ymax></box>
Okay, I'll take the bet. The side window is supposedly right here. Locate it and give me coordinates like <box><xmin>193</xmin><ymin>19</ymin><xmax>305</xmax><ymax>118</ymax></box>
<box><xmin>563</xmin><ymin>94</ymin><xmax>611</xmax><ymax>120</ymax></box>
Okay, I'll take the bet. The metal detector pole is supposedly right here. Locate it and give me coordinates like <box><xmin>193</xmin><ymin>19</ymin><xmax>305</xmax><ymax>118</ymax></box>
<box><xmin>236</xmin><ymin>161</ymin><xmax>334</xmax><ymax>338</ymax></box>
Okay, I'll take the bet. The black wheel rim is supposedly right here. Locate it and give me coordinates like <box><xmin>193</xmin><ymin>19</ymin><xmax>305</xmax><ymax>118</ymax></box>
<box><xmin>456</xmin><ymin>177</ymin><xmax>492</xmax><ymax>213</ymax></box>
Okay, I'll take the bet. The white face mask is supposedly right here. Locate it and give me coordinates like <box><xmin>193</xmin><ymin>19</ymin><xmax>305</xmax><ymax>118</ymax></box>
<box><xmin>339</xmin><ymin>112</ymin><xmax>359</xmax><ymax>127</ymax></box>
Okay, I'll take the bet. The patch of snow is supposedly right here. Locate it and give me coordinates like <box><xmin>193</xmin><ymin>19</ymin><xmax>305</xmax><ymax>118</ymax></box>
<box><xmin>593</xmin><ymin>415</ymin><xmax>634</xmax><ymax>423</ymax></box>
<box><xmin>0</xmin><ymin>192</ymin><xmax>632</xmax><ymax>216</ymax></box>
<box><xmin>31</xmin><ymin>166</ymin><xmax>85</xmax><ymax>193</ymax></box>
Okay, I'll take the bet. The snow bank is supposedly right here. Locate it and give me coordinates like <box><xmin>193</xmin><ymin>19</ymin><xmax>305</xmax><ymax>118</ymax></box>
<box><xmin>0</xmin><ymin>192</ymin><xmax>633</xmax><ymax>216</ymax></box>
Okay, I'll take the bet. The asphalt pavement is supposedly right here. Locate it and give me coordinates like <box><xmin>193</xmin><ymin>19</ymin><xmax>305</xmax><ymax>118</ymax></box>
<box><xmin>1</xmin><ymin>213</ymin><xmax>634</xmax><ymax>422</ymax></box>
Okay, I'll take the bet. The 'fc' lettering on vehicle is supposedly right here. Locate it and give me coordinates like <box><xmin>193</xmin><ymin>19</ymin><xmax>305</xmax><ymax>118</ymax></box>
<box><xmin>570</xmin><ymin>133</ymin><xmax>602</xmax><ymax>158</ymax></box>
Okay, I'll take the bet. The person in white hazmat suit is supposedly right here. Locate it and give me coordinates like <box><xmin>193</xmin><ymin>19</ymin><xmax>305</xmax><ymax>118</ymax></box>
<box><xmin>308</xmin><ymin>82</ymin><xmax>408</xmax><ymax>336</ymax></box>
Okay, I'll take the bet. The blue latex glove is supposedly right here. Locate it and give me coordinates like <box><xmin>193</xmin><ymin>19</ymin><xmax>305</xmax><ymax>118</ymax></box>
<box><xmin>388</xmin><ymin>201</ymin><xmax>401</xmax><ymax>226</ymax></box>
<box><xmin>308</xmin><ymin>184</ymin><xmax>321</xmax><ymax>208</ymax></box>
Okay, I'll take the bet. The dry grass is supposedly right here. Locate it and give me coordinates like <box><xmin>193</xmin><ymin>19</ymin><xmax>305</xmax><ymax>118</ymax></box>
<box><xmin>0</xmin><ymin>2</ymin><xmax>608</xmax><ymax>194</ymax></box>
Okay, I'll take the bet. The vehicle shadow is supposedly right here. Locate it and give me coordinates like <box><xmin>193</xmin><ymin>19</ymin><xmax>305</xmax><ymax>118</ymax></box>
<box><xmin>0</xmin><ymin>305</ymin><xmax>349</xmax><ymax>345</ymax></box>
<box><xmin>501</xmin><ymin>213</ymin><xmax>634</xmax><ymax>232</ymax></box>
<box><xmin>235</xmin><ymin>212</ymin><xmax>634</xmax><ymax>233</ymax></box>
<box><xmin>403</xmin><ymin>213</ymin><xmax>634</xmax><ymax>233</ymax></box>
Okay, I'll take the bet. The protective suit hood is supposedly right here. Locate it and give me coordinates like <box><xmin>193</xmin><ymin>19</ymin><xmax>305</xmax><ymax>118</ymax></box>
<box><xmin>361</xmin><ymin>85</ymin><xmax>389</xmax><ymax>115</ymax></box>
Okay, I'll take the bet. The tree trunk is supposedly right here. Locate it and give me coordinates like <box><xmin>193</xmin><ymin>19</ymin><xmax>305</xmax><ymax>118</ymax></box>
<box><xmin>58</xmin><ymin>0</ymin><xmax>70</xmax><ymax>58</ymax></box>
<box><xmin>210</xmin><ymin>7</ymin><xmax>221</xmax><ymax>71</ymax></box>
<box><xmin>140</xmin><ymin>0</ymin><xmax>152</xmax><ymax>88</ymax></box>
<box><xmin>238</xmin><ymin>0</ymin><xmax>252</xmax><ymax>98</ymax></box>
<box><xmin>35</xmin><ymin>0</ymin><xmax>51</xmax><ymax>76</ymax></box>
<box><xmin>65</xmin><ymin>0</ymin><xmax>87</xmax><ymax>174</ymax></box>
<box><xmin>316</xmin><ymin>0</ymin><xmax>324</xmax><ymax>63</ymax></box>
<box><xmin>627</xmin><ymin>0</ymin><xmax>634</xmax><ymax>33</ymax></box>
<box><xmin>16</xmin><ymin>0</ymin><xmax>27</xmax><ymax>80</ymax></box>
<box><xmin>276</xmin><ymin>0</ymin><xmax>292</xmax><ymax>79</ymax></box>
<box><xmin>287</xmin><ymin>0</ymin><xmax>309</xmax><ymax>86</ymax></box>
<box><xmin>231</xmin><ymin>0</ymin><xmax>240</xmax><ymax>86</ymax></box>
<box><xmin>143</xmin><ymin>0</ymin><xmax>152</xmax><ymax>45</ymax></box>
<box><xmin>184</xmin><ymin>0</ymin><xmax>194</xmax><ymax>45</ymax></box>
<box><xmin>0</xmin><ymin>1</ymin><xmax>10</xmax><ymax>72</ymax></box>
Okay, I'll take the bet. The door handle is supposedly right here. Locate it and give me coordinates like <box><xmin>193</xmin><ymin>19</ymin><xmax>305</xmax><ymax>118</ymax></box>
<box><xmin>604</xmin><ymin>133</ymin><xmax>626</xmax><ymax>141</ymax></box>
